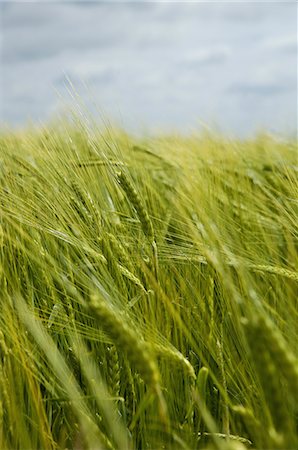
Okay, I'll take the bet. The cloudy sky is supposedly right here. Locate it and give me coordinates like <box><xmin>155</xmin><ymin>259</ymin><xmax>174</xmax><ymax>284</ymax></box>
<box><xmin>0</xmin><ymin>1</ymin><xmax>297</xmax><ymax>137</ymax></box>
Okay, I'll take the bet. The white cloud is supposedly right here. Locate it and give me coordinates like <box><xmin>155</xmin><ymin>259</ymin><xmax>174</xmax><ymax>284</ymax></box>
<box><xmin>261</xmin><ymin>34</ymin><xmax>297</xmax><ymax>54</ymax></box>
<box><xmin>1</xmin><ymin>1</ymin><xmax>296</xmax><ymax>137</ymax></box>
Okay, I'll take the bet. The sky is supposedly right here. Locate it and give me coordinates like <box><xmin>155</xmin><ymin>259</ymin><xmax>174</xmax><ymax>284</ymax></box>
<box><xmin>0</xmin><ymin>1</ymin><xmax>297</xmax><ymax>137</ymax></box>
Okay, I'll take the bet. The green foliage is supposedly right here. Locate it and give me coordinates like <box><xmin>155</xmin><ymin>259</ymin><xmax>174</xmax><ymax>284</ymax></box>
<box><xmin>0</xmin><ymin>123</ymin><xmax>297</xmax><ymax>449</ymax></box>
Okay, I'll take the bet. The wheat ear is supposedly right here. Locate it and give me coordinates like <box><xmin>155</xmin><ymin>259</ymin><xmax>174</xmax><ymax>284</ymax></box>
<box><xmin>255</xmin><ymin>315</ymin><xmax>298</xmax><ymax>398</ymax></box>
<box><xmin>87</xmin><ymin>294</ymin><xmax>159</xmax><ymax>387</ymax></box>
<box><xmin>116</xmin><ymin>170</ymin><xmax>159</xmax><ymax>280</ymax></box>
<box><xmin>116</xmin><ymin>170</ymin><xmax>154</xmax><ymax>241</ymax></box>
<box><xmin>86</xmin><ymin>294</ymin><xmax>168</xmax><ymax>427</ymax></box>
<box><xmin>244</xmin><ymin>316</ymin><xmax>296</xmax><ymax>446</ymax></box>
<box><xmin>106</xmin><ymin>345</ymin><xmax>120</xmax><ymax>399</ymax></box>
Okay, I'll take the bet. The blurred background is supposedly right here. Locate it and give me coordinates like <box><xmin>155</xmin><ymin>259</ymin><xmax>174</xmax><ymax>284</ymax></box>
<box><xmin>0</xmin><ymin>0</ymin><xmax>297</xmax><ymax>137</ymax></box>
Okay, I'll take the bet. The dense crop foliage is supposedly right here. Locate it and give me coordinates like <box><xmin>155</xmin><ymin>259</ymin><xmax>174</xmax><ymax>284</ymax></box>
<box><xmin>0</xmin><ymin>122</ymin><xmax>297</xmax><ymax>449</ymax></box>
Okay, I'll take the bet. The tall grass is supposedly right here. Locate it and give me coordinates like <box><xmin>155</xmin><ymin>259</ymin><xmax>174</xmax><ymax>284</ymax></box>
<box><xmin>0</xmin><ymin>122</ymin><xmax>297</xmax><ymax>449</ymax></box>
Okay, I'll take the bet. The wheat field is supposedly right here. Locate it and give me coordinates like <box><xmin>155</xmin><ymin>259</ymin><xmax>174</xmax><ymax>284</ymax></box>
<box><xmin>0</xmin><ymin>121</ymin><xmax>297</xmax><ymax>449</ymax></box>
